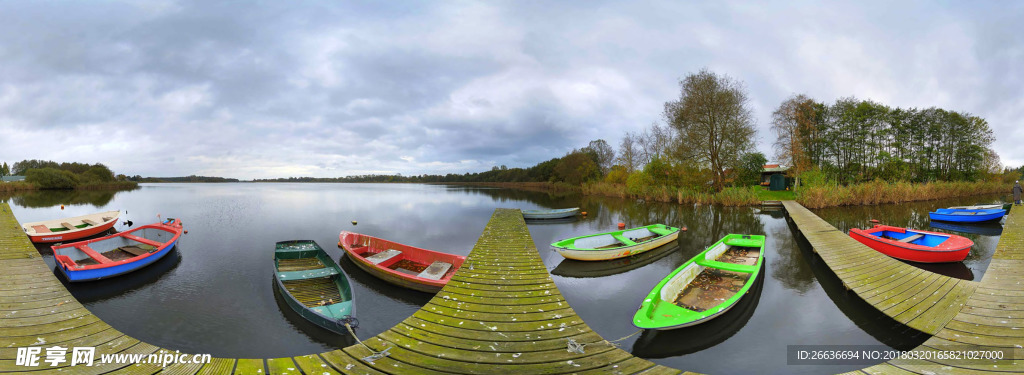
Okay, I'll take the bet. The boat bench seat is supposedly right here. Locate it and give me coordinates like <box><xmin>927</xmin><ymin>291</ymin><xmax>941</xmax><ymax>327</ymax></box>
<box><xmin>277</xmin><ymin>267</ymin><xmax>339</xmax><ymax>281</ymax></box>
<box><xmin>365</xmin><ymin>249</ymin><xmax>402</xmax><ymax>264</ymax></box>
<box><xmin>898</xmin><ymin>234</ymin><xmax>925</xmax><ymax>243</ymax></box>
<box><xmin>417</xmin><ymin>261</ymin><xmax>453</xmax><ymax>280</ymax></box>
<box><xmin>61</xmin><ymin>222</ymin><xmax>77</xmax><ymax>230</ymax></box>
<box><xmin>32</xmin><ymin>225</ymin><xmax>51</xmax><ymax>233</ymax></box>
<box><xmin>82</xmin><ymin>219</ymin><xmax>100</xmax><ymax>226</ymax></box>
<box><xmin>611</xmin><ymin>235</ymin><xmax>637</xmax><ymax>246</ymax></box>
<box><xmin>695</xmin><ymin>259</ymin><xmax>757</xmax><ymax>273</ymax></box>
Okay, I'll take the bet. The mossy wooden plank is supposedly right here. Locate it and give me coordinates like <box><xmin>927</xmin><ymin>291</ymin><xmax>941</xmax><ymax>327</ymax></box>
<box><xmin>196</xmin><ymin>358</ymin><xmax>237</xmax><ymax>375</ymax></box>
<box><xmin>908</xmin><ymin>281</ymin><xmax>977</xmax><ymax>334</ymax></box>
<box><xmin>851</xmin><ymin>267</ymin><xmax>926</xmax><ymax>295</ymax></box>
<box><xmin>291</xmin><ymin>354</ymin><xmax>343</xmax><ymax>375</ymax></box>
<box><xmin>572</xmin><ymin>356</ymin><xmax>659</xmax><ymax>374</ymax></box>
<box><xmin>341</xmin><ymin>345</ymin><xmax>450</xmax><ymax>375</ymax></box>
<box><xmin>0</xmin><ymin>314</ymin><xmax>101</xmax><ymax>337</ymax></box>
<box><xmin>881</xmin><ymin>275</ymin><xmax>952</xmax><ymax>316</ymax></box>
<box><xmin>0</xmin><ymin>306</ymin><xmax>92</xmax><ymax>328</ymax></box>
<box><xmin>233</xmin><ymin>358</ymin><xmax>266</xmax><ymax>374</ymax></box>
<box><xmin>392</xmin><ymin>322</ymin><xmax>606</xmax><ymax>352</ymax></box>
<box><xmin>432</xmin><ymin>291</ymin><xmax>565</xmax><ymax>306</ymax></box>
<box><xmin>450</xmin><ymin>275</ymin><xmax>558</xmax><ymax>286</ymax></box>
<box><xmin>378</xmin><ymin>330</ymin><xmax>617</xmax><ymax>365</ymax></box>
<box><xmin>420</xmin><ymin>302</ymin><xmax>576</xmax><ymax>323</ymax></box>
<box><xmin>438</xmin><ymin>285</ymin><xmax>564</xmax><ymax>299</ymax></box>
<box><xmin>444</xmin><ymin>279</ymin><xmax>558</xmax><ymax>292</ymax></box>
<box><xmin>0</xmin><ymin>299</ymin><xmax>82</xmax><ymax>318</ymax></box>
<box><xmin>0</xmin><ymin>295</ymin><xmax>78</xmax><ymax>311</ymax></box>
<box><xmin>952</xmin><ymin>312</ymin><xmax>1024</xmax><ymax>327</ymax></box>
<box><xmin>413</xmin><ymin>309</ymin><xmax>583</xmax><ymax>332</ymax></box>
<box><xmin>0</xmin><ymin>326</ymin><xmax>121</xmax><ymax>359</ymax></box>
<box><xmin>351</xmin><ymin>334</ymin><xmax>636</xmax><ymax>374</ymax></box>
<box><xmin>0</xmin><ymin>321</ymin><xmax>115</xmax><ymax>348</ymax></box>
<box><xmin>892</xmin><ymin>277</ymin><xmax>960</xmax><ymax>321</ymax></box>
<box><xmin>267</xmin><ymin>357</ymin><xmax>298</xmax><ymax>375</ymax></box>
<box><xmin>959</xmin><ymin>305</ymin><xmax>1024</xmax><ymax>319</ymax></box>
<box><xmin>317</xmin><ymin>350</ymin><xmax>388</xmax><ymax>375</ymax></box>
<box><xmin>157</xmin><ymin>359</ymin><xmax>205</xmax><ymax>375</ymax></box>
<box><xmin>399</xmin><ymin>316</ymin><xmax>590</xmax><ymax>342</ymax></box>
<box><xmin>429</xmin><ymin>297</ymin><xmax>571</xmax><ymax>314</ymax></box>
<box><xmin>934</xmin><ymin>327</ymin><xmax>1024</xmax><ymax>347</ymax></box>
<box><xmin>864</xmin><ymin>272</ymin><xmax>941</xmax><ymax>306</ymax></box>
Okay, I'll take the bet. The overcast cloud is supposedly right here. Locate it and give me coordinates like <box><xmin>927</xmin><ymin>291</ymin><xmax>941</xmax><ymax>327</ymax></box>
<box><xmin>1</xmin><ymin>1</ymin><xmax>1021</xmax><ymax>179</ymax></box>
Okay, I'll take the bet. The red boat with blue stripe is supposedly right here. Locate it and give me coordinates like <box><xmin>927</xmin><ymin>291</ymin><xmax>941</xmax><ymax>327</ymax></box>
<box><xmin>849</xmin><ymin>224</ymin><xmax>972</xmax><ymax>263</ymax></box>
<box><xmin>52</xmin><ymin>218</ymin><xmax>184</xmax><ymax>282</ymax></box>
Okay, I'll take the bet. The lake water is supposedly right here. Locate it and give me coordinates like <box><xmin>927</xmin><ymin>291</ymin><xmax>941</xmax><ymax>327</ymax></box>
<box><xmin>2</xmin><ymin>183</ymin><xmax>1008</xmax><ymax>374</ymax></box>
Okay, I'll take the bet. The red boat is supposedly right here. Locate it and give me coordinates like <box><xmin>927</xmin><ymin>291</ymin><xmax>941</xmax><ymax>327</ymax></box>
<box><xmin>849</xmin><ymin>225</ymin><xmax>973</xmax><ymax>263</ymax></box>
<box><xmin>339</xmin><ymin>231</ymin><xmax>465</xmax><ymax>293</ymax></box>
<box><xmin>22</xmin><ymin>210</ymin><xmax>120</xmax><ymax>243</ymax></box>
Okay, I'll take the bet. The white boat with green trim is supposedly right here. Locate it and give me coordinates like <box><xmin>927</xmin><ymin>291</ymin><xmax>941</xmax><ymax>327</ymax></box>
<box><xmin>550</xmin><ymin>224</ymin><xmax>680</xmax><ymax>261</ymax></box>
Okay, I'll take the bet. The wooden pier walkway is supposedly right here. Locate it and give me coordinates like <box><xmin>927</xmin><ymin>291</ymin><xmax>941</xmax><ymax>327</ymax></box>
<box><xmin>0</xmin><ymin>204</ymin><xmax>685</xmax><ymax>374</ymax></box>
<box><xmin>784</xmin><ymin>201</ymin><xmax>1024</xmax><ymax>374</ymax></box>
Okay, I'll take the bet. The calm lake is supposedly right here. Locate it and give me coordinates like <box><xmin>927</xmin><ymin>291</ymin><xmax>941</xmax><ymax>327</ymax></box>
<box><xmin>2</xmin><ymin>183</ymin><xmax>1008</xmax><ymax>374</ymax></box>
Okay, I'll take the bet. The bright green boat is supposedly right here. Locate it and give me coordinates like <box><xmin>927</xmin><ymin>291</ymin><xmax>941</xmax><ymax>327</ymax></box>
<box><xmin>274</xmin><ymin>240</ymin><xmax>355</xmax><ymax>334</ymax></box>
<box><xmin>550</xmin><ymin>224</ymin><xmax>680</xmax><ymax>261</ymax></box>
<box><xmin>632</xmin><ymin>234</ymin><xmax>765</xmax><ymax>330</ymax></box>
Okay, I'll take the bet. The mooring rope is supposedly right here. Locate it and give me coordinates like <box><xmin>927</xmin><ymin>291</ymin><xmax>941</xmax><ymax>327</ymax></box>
<box><xmin>567</xmin><ymin>329</ymin><xmax>643</xmax><ymax>353</ymax></box>
<box><xmin>339</xmin><ymin>316</ymin><xmax>392</xmax><ymax>363</ymax></box>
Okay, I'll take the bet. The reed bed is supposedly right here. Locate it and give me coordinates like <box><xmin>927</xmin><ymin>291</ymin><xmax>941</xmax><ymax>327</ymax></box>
<box><xmin>797</xmin><ymin>180</ymin><xmax>1010</xmax><ymax>209</ymax></box>
<box><xmin>0</xmin><ymin>181</ymin><xmax>35</xmax><ymax>192</ymax></box>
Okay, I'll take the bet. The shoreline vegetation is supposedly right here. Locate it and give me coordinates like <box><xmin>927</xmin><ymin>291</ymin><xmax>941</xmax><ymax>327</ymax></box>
<box><xmin>0</xmin><ymin>160</ymin><xmax>138</xmax><ymax>192</ymax></box>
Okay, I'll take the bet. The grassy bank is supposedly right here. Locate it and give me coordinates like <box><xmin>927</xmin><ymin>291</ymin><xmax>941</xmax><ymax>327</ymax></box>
<box><xmin>796</xmin><ymin>180</ymin><xmax>1010</xmax><ymax>209</ymax></box>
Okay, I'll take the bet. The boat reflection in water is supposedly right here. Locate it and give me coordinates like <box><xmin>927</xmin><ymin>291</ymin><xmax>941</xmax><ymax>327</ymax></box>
<box><xmin>630</xmin><ymin>266</ymin><xmax>764</xmax><ymax>358</ymax></box>
<box><xmin>551</xmin><ymin>243</ymin><xmax>679</xmax><ymax>278</ymax></box>
<box><xmin>899</xmin><ymin>259</ymin><xmax>974</xmax><ymax>281</ymax></box>
<box><xmin>929</xmin><ymin>221</ymin><xmax>1003</xmax><ymax>237</ymax></box>
<box><xmin>62</xmin><ymin>248</ymin><xmax>182</xmax><ymax>303</ymax></box>
<box><xmin>524</xmin><ymin>216</ymin><xmax>579</xmax><ymax>225</ymax></box>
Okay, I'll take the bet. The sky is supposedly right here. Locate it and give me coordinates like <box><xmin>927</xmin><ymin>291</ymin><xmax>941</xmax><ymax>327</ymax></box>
<box><xmin>1</xmin><ymin>1</ymin><xmax>1022</xmax><ymax>180</ymax></box>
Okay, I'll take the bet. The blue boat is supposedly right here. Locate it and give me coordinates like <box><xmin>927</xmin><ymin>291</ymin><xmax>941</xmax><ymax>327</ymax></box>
<box><xmin>51</xmin><ymin>218</ymin><xmax>183</xmax><ymax>282</ymax></box>
<box><xmin>928</xmin><ymin>208</ymin><xmax>1006</xmax><ymax>223</ymax></box>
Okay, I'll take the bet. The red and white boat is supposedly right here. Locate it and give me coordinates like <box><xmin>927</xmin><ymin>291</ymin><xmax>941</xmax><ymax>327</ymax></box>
<box><xmin>22</xmin><ymin>210</ymin><xmax>120</xmax><ymax>243</ymax></box>
<box><xmin>339</xmin><ymin>231</ymin><xmax>465</xmax><ymax>293</ymax></box>
<box><xmin>849</xmin><ymin>225</ymin><xmax>973</xmax><ymax>263</ymax></box>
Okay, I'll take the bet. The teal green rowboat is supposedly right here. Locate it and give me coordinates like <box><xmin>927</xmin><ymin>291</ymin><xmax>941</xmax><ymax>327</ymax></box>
<box><xmin>274</xmin><ymin>240</ymin><xmax>355</xmax><ymax>334</ymax></box>
<box><xmin>550</xmin><ymin>224</ymin><xmax>680</xmax><ymax>261</ymax></box>
<box><xmin>632</xmin><ymin>234</ymin><xmax>765</xmax><ymax>330</ymax></box>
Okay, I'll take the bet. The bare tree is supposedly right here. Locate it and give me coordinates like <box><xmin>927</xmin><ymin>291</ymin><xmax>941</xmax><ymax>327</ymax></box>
<box><xmin>772</xmin><ymin>94</ymin><xmax>818</xmax><ymax>188</ymax></box>
<box><xmin>587</xmin><ymin>139</ymin><xmax>615</xmax><ymax>175</ymax></box>
<box><xmin>663</xmin><ymin>69</ymin><xmax>756</xmax><ymax>190</ymax></box>
<box><xmin>616</xmin><ymin>132</ymin><xmax>640</xmax><ymax>172</ymax></box>
<box><xmin>637</xmin><ymin>122</ymin><xmax>673</xmax><ymax>165</ymax></box>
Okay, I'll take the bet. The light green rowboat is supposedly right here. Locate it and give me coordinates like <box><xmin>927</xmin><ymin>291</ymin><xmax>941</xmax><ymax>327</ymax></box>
<box><xmin>550</xmin><ymin>224</ymin><xmax>680</xmax><ymax>261</ymax></box>
<box><xmin>632</xmin><ymin>234</ymin><xmax>765</xmax><ymax>330</ymax></box>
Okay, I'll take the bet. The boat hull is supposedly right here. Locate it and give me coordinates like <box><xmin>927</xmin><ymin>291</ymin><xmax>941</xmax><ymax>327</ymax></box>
<box><xmin>929</xmin><ymin>208</ymin><xmax>1005</xmax><ymax>223</ymax></box>
<box><xmin>849</xmin><ymin>225</ymin><xmax>972</xmax><ymax>263</ymax></box>
<box><xmin>24</xmin><ymin>210</ymin><xmax>120</xmax><ymax>243</ymax></box>
<box><xmin>521</xmin><ymin>207</ymin><xmax>579</xmax><ymax>220</ymax></box>
<box><xmin>52</xmin><ymin>218</ymin><xmax>182</xmax><ymax>282</ymax></box>
<box><xmin>274</xmin><ymin>240</ymin><xmax>354</xmax><ymax>335</ymax></box>
<box><xmin>339</xmin><ymin>232</ymin><xmax>465</xmax><ymax>293</ymax></box>
<box><xmin>556</xmin><ymin>231</ymin><xmax>679</xmax><ymax>261</ymax></box>
<box><xmin>632</xmin><ymin>234</ymin><xmax>765</xmax><ymax>330</ymax></box>
<box><xmin>58</xmin><ymin>239</ymin><xmax>176</xmax><ymax>282</ymax></box>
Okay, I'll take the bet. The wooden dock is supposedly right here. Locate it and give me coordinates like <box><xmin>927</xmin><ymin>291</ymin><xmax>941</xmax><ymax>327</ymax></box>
<box><xmin>782</xmin><ymin>201</ymin><xmax>979</xmax><ymax>334</ymax></box>
<box><xmin>0</xmin><ymin>204</ymin><xmax>686</xmax><ymax>374</ymax></box>
<box><xmin>785</xmin><ymin>201</ymin><xmax>1024</xmax><ymax>374</ymax></box>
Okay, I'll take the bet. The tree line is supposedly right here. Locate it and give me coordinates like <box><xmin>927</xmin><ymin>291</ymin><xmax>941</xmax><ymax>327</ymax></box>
<box><xmin>3</xmin><ymin>159</ymin><xmax>133</xmax><ymax>189</ymax></box>
<box><xmin>772</xmin><ymin>95</ymin><xmax>1001</xmax><ymax>186</ymax></box>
